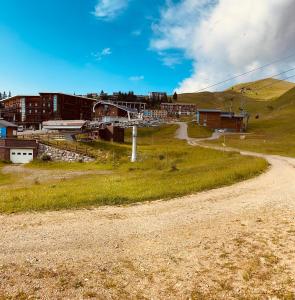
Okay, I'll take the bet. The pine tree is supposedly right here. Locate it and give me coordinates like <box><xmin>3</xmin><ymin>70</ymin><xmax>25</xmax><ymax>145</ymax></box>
<box><xmin>0</xmin><ymin>92</ymin><xmax>2</xmax><ymax>100</ymax></box>
<box><xmin>8</xmin><ymin>91</ymin><xmax>11</xmax><ymax>98</ymax></box>
<box><xmin>3</xmin><ymin>91</ymin><xmax>7</xmax><ymax>99</ymax></box>
<box><xmin>173</xmin><ymin>92</ymin><xmax>178</xmax><ymax>101</ymax></box>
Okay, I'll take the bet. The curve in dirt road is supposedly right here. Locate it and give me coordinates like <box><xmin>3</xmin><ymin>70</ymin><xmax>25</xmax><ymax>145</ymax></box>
<box><xmin>1</xmin><ymin>123</ymin><xmax>295</xmax><ymax>299</ymax></box>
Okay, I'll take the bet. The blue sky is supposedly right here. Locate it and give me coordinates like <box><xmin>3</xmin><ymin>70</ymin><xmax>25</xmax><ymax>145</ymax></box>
<box><xmin>0</xmin><ymin>0</ymin><xmax>192</xmax><ymax>96</ymax></box>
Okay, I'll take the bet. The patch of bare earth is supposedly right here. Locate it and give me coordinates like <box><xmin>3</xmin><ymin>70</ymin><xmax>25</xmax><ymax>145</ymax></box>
<box><xmin>1</xmin><ymin>165</ymin><xmax>112</xmax><ymax>188</ymax></box>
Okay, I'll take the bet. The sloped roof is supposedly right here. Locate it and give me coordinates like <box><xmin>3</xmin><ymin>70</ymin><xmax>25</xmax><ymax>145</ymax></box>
<box><xmin>0</xmin><ymin>119</ymin><xmax>18</xmax><ymax>128</ymax></box>
<box><xmin>197</xmin><ymin>109</ymin><xmax>222</xmax><ymax>112</ymax></box>
<box><xmin>42</xmin><ymin>120</ymin><xmax>88</xmax><ymax>130</ymax></box>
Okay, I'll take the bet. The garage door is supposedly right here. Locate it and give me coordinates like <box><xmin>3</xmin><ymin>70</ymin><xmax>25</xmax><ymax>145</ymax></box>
<box><xmin>10</xmin><ymin>149</ymin><xmax>34</xmax><ymax>164</ymax></box>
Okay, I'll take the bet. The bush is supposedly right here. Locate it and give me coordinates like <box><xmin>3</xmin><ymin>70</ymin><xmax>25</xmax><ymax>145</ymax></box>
<box><xmin>40</xmin><ymin>154</ymin><xmax>52</xmax><ymax>162</ymax></box>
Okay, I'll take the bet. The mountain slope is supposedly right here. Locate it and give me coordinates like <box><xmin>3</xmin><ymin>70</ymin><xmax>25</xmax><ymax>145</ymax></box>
<box><xmin>209</xmin><ymin>86</ymin><xmax>295</xmax><ymax>157</ymax></box>
<box><xmin>229</xmin><ymin>78</ymin><xmax>295</xmax><ymax>101</ymax></box>
<box><xmin>177</xmin><ymin>90</ymin><xmax>267</xmax><ymax>115</ymax></box>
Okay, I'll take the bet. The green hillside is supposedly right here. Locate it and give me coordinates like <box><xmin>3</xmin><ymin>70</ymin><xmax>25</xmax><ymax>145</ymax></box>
<box><xmin>228</xmin><ymin>78</ymin><xmax>295</xmax><ymax>101</ymax></box>
<box><xmin>177</xmin><ymin>90</ymin><xmax>268</xmax><ymax>115</ymax></box>
<box><xmin>209</xmin><ymin>86</ymin><xmax>295</xmax><ymax>157</ymax></box>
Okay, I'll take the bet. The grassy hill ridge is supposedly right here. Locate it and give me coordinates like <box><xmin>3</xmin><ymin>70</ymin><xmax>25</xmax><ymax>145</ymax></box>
<box><xmin>228</xmin><ymin>78</ymin><xmax>295</xmax><ymax>101</ymax></box>
<box><xmin>209</xmin><ymin>86</ymin><xmax>295</xmax><ymax>157</ymax></box>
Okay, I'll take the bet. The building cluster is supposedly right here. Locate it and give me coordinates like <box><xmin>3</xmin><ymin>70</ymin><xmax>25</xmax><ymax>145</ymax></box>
<box><xmin>0</xmin><ymin>90</ymin><xmax>248</xmax><ymax>164</ymax></box>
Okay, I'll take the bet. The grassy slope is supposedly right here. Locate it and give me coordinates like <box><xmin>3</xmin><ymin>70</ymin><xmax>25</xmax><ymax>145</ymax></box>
<box><xmin>177</xmin><ymin>90</ymin><xmax>268</xmax><ymax>115</ymax></box>
<box><xmin>229</xmin><ymin>78</ymin><xmax>295</xmax><ymax>101</ymax></box>
<box><xmin>209</xmin><ymin>87</ymin><xmax>295</xmax><ymax>157</ymax></box>
<box><xmin>187</xmin><ymin>122</ymin><xmax>213</xmax><ymax>138</ymax></box>
<box><xmin>0</xmin><ymin>125</ymin><xmax>267</xmax><ymax>213</ymax></box>
<box><xmin>0</xmin><ymin>163</ymin><xmax>13</xmax><ymax>186</ymax></box>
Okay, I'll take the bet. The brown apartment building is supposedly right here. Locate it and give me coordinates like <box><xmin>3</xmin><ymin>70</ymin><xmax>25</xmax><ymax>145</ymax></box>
<box><xmin>0</xmin><ymin>93</ymin><xmax>96</xmax><ymax>129</ymax></box>
<box><xmin>196</xmin><ymin>109</ymin><xmax>245</xmax><ymax>132</ymax></box>
<box><xmin>160</xmin><ymin>103</ymin><xmax>198</xmax><ymax>116</ymax></box>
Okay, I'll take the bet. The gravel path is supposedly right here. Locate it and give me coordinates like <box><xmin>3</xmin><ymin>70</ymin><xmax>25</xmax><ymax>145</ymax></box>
<box><xmin>1</xmin><ymin>124</ymin><xmax>295</xmax><ymax>299</ymax></box>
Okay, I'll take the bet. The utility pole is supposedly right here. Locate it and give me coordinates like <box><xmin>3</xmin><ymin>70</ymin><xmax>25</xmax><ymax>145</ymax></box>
<box><xmin>131</xmin><ymin>125</ymin><xmax>137</xmax><ymax>162</ymax></box>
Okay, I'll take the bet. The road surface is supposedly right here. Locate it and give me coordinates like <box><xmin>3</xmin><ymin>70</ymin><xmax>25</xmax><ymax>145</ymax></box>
<box><xmin>1</xmin><ymin>123</ymin><xmax>295</xmax><ymax>299</ymax></box>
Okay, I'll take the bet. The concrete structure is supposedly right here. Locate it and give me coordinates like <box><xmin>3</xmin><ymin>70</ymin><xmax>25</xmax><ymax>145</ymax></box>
<box><xmin>0</xmin><ymin>93</ymin><xmax>96</xmax><ymax>129</ymax></box>
<box><xmin>196</xmin><ymin>109</ymin><xmax>245</xmax><ymax>132</ymax></box>
<box><xmin>161</xmin><ymin>103</ymin><xmax>198</xmax><ymax>115</ymax></box>
<box><xmin>89</xmin><ymin>125</ymin><xmax>125</xmax><ymax>143</ymax></box>
<box><xmin>0</xmin><ymin>139</ymin><xmax>38</xmax><ymax>163</ymax></box>
<box><xmin>42</xmin><ymin>120</ymin><xmax>88</xmax><ymax>131</ymax></box>
<box><xmin>93</xmin><ymin>101</ymin><xmax>138</xmax><ymax>122</ymax></box>
<box><xmin>143</xmin><ymin>110</ymin><xmax>168</xmax><ymax>119</ymax></box>
<box><xmin>0</xmin><ymin>119</ymin><xmax>17</xmax><ymax>138</ymax></box>
<box><xmin>110</xmin><ymin>101</ymin><xmax>146</xmax><ymax>112</ymax></box>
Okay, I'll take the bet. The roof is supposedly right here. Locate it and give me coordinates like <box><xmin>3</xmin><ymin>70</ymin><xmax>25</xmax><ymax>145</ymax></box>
<box><xmin>197</xmin><ymin>109</ymin><xmax>222</xmax><ymax>113</ymax></box>
<box><xmin>42</xmin><ymin>120</ymin><xmax>88</xmax><ymax>130</ymax></box>
<box><xmin>0</xmin><ymin>119</ymin><xmax>18</xmax><ymax>128</ymax></box>
<box><xmin>0</xmin><ymin>93</ymin><xmax>97</xmax><ymax>103</ymax></box>
<box><xmin>93</xmin><ymin>101</ymin><xmax>138</xmax><ymax>114</ymax></box>
<box><xmin>161</xmin><ymin>102</ymin><xmax>197</xmax><ymax>106</ymax></box>
<box><xmin>39</xmin><ymin>92</ymin><xmax>97</xmax><ymax>101</ymax></box>
<box><xmin>0</xmin><ymin>95</ymin><xmax>39</xmax><ymax>102</ymax></box>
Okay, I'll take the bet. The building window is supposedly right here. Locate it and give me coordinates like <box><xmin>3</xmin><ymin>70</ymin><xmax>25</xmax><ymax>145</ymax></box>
<box><xmin>53</xmin><ymin>95</ymin><xmax>58</xmax><ymax>112</ymax></box>
<box><xmin>43</xmin><ymin>109</ymin><xmax>46</xmax><ymax>113</ymax></box>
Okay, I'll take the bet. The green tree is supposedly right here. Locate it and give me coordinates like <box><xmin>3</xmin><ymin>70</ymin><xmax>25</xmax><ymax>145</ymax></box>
<box><xmin>173</xmin><ymin>92</ymin><xmax>178</xmax><ymax>101</ymax></box>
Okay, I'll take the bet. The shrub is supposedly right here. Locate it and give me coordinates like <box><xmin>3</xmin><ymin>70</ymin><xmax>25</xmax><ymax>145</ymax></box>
<box><xmin>40</xmin><ymin>154</ymin><xmax>52</xmax><ymax>162</ymax></box>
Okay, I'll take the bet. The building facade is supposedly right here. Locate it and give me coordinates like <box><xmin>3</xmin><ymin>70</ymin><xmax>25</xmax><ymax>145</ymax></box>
<box><xmin>0</xmin><ymin>139</ymin><xmax>38</xmax><ymax>163</ymax></box>
<box><xmin>143</xmin><ymin>110</ymin><xmax>168</xmax><ymax>119</ymax></box>
<box><xmin>0</xmin><ymin>93</ymin><xmax>96</xmax><ymax>129</ymax></box>
<box><xmin>196</xmin><ymin>109</ymin><xmax>244</xmax><ymax>132</ymax></box>
<box><xmin>160</xmin><ymin>103</ymin><xmax>198</xmax><ymax>115</ymax></box>
<box><xmin>149</xmin><ymin>92</ymin><xmax>167</xmax><ymax>102</ymax></box>
<box><xmin>0</xmin><ymin>119</ymin><xmax>18</xmax><ymax>138</ymax></box>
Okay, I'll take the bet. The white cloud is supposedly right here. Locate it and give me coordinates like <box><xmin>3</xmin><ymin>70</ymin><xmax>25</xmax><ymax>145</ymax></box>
<box><xmin>91</xmin><ymin>48</ymin><xmax>112</xmax><ymax>61</ymax></box>
<box><xmin>131</xmin><ymin>29</ymin><xmax>142</xmax><ymax>37</ymax></box>
<box><xmin>129</xmin><ymin>75</ymin><xmax>144</xmax><ymax>81</ymax></box>
<box><xmin>151</xmin><ymin>0</ymin><xmax>295</xmax><ymax>92</ymax></box>
<box><xmin>157</xmin><ymin>51</ymin><xmax>182</xmax><ymax>68</ymax></box>
<box><xmin>93</xmin><ymin>0</ymin><xmax>129</xmax><ymax>20</ymax></box>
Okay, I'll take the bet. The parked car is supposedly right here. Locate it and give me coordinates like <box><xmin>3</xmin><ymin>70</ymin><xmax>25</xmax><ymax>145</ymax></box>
<box><xmin>17</xmin><ymin>126</ymin><xmax>24</xmax><ymax>132</ymax></box>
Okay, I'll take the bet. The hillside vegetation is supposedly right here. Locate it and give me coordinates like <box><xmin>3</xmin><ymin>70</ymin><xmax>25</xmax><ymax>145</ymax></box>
<box><xmin>178</xmin><ymin>90</ymin><xmax>268</xmax><ymax>115</ymax></box>
<box><xmin>209</xmin><ymin>86</ymin><xmax>295</xmax><ymax>157</ymax></box>
<box><xmin>229</xmin><ymin>78</ymin><xmax>295</xmax><ymax>101</ymax></box>
<box><xmin>0</xmin><ymin>125</ymin><xmax>267</xmax><ymax>213</ymax></box>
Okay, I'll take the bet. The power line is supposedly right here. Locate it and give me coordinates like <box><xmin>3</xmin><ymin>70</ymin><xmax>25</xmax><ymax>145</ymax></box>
<box><xmin>238</xmin><ymin>66</ymin><xmax>295</xmax><ymax>92</ymax></box>
<box><xmin>195</xmin><ymin>52</ymin><xmax>295</xmax><ymax>93</ymax></box>
<box><xmin>252</xmin><ymin>73</ymin><xmax>295</xmax><ymax>92</ymax></box>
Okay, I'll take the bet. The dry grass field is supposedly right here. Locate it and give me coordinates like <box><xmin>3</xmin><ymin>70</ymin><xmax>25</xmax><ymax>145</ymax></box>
<box><xmin>0</xmin><ymin>125</ymin><xmax>267</xmax><ymax>213</ymax></box>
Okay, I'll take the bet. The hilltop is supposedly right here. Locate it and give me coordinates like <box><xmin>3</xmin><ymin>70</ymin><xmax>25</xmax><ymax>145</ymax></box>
<box><xmin>176</xmin><ymin>78</ymin><xmax>295</xmax><ymax>114</ymax></box>
<box><xmin>177</xmin><ymin>90</ymin><xmax>266</xmax><ymax>115</ymax></box>
<box><xmin>228</xmin><ymin>78</ymin><xmax>295</xmax><ymax>101</ymax></box>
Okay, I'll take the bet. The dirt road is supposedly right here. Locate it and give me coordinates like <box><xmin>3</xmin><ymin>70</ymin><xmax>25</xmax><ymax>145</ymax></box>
<box><xmin>1</xmin><ymin>124</ymin><xmax>295</xmax><ymax>299</ymax></box>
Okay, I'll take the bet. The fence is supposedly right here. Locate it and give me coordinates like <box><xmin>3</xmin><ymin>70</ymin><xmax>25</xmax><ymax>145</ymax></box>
<box><xmin>19</xmin><ymin>134</ymin><xmax>102</xmax><ymax>159</ymax></box>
